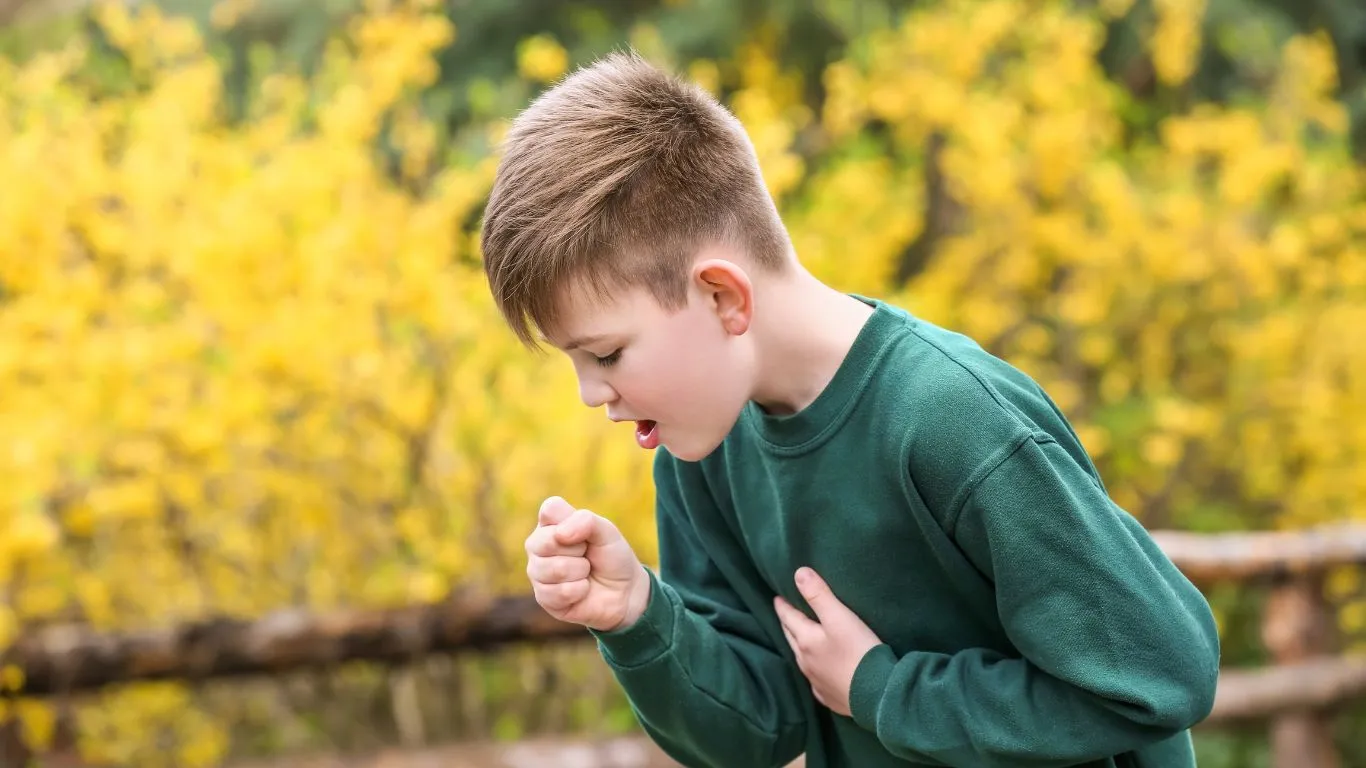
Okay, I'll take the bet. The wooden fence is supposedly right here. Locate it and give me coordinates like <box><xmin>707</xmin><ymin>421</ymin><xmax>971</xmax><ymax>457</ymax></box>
<box><xmin>3</xmin><ymin>525</ymin><xmax>1366</xmax><ymax>767</ymax></box>
<box><xmin>1150</xmin><ymin>525</ymin><xmax>1366</xmax><ymax>766</ymax></box>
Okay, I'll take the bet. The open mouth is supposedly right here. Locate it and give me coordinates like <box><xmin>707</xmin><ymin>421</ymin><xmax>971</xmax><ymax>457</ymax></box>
<box><xmin>634</xmin><ymin>420</ymin><xmax>660</xmax><ymax>449</ymax></box>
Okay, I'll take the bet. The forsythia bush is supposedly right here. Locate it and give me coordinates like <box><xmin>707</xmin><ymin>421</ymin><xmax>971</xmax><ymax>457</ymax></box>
<box><xmin>0</xmin><ymin>1</ymin><xmax>655</xmax><ymax>762</ymax></box>
<box><xmin>810</xmin><ymin>0</ymin><xmax>1366</xmax><ymax>536</ymax></box>
<box><xmin>795</xmin><ymin>0</ymin><xmax>1366</xmax><ymax>639</ymax></box>
<box><xmin>0</xmin><ymin>0</ymin><xmax>1362</xmax><ymax>762</ymax></box>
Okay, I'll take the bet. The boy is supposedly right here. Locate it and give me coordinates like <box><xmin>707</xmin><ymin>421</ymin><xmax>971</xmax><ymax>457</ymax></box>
<box><xmin>480</xmin><ymin>51</ymin><xmax>1220</xmax><ymax>768</ymax></box>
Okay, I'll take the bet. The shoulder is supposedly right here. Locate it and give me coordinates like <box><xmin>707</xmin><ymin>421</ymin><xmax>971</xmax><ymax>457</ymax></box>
<box><xmin>869</xmin><ymin>306</ymin><xmax>1078</xmax><ymax>513</ymax></box>
<box><xmin>873</xmin><ymin>307</ymin><xmax>1041</xmax><ymax>440</ymax></box>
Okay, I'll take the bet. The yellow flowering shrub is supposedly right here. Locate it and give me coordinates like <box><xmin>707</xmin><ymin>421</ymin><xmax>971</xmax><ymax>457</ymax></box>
<box><xmin>0</xmin><ymin>1</ymin><xmax>654</xmax><ymax>761</ymax></box>
<box><xmin>0</xmin><ymin>0</ymin><xmax>1363</xmax><ymax>761</ymax></box>
<box><xmin>805</xmin><ymin>0</ymin><xmax>1366</xmax><ymax>537</ymax></box>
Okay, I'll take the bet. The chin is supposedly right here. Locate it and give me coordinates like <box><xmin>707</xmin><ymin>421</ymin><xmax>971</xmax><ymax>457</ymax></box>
<box><xmin>665</xmin><ymin>434</ymin><xmax>727</xmax><ymax>463</ymax></box>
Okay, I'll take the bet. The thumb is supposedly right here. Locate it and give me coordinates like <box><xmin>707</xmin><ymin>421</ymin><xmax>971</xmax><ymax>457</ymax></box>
<box><xmin>795</xmin><ymin>567</ymin><xmax>843</xmax><ymax>622</ymax></box>
<box><xmin>538</xmin><ymin>496</ymin><xmax>576</xmax><ymax>527</ymax></box>
<box><xmin>554</xmin><ymin>508</ymin><xmax>621</xmax><ymax>548</ymax></box>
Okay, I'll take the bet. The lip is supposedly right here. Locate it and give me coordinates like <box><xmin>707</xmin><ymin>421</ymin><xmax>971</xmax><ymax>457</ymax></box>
<box><xmin>634</xmin><ymin>419</ymin><xmax>660</xmax><ymax>450</ymax></box>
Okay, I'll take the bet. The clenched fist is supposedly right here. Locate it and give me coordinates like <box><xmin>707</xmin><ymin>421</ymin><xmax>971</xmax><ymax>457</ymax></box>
<box><xmin>524</xmin><ymin>496</ymin><xmax>650</xmax><ymax>632</ymax></box>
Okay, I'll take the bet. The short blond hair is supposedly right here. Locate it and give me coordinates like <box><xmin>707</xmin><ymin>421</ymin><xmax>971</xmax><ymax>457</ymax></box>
<box><xmin>480</xmin><ymin>51</ymin><xmax>792</xmax><ymax>347</ymax></box>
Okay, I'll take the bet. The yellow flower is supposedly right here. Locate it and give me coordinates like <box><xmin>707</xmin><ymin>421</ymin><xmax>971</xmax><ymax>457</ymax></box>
<box><xmin>517</xmin><ymin>34</ymin><xmax>569</xmax><ymax>84</ymax></box>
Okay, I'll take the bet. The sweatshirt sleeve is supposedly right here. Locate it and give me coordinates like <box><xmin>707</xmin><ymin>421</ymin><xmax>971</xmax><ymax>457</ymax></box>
<box><xmin>588</xmin><ymin>457</ymin><xmax>808</xmax><ymax>768</ymax></box>
<box><xmin>848</xmin><ymin>432</ymin><xmax>1221</xmax><ymax>767</ymax></box>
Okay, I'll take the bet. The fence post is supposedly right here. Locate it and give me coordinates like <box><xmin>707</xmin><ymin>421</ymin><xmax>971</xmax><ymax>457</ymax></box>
<box><xmin>1261</xmin><ymin>575</ymin><xmax>1339</xmax><ymax>768</ymax></box>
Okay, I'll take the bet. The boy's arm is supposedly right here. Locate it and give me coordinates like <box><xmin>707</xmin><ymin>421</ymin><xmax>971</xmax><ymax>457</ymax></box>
<box><xmin>848</xmin><ymin>432</ymin><xmax>1220</xmax><ymax>767</ymax></box>
<box><xmin>588</xmin><ymin>457</ymin><xmax>808</xmax><ymax>768</ymax></box>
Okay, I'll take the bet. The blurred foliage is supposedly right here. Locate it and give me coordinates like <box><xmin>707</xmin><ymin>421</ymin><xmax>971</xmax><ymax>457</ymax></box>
<box><xmin>0</xmin><ymin>1</ymin><xmax>656</xmax><ymax>763</ymax></box>
<box><xmin>8</xmin><ymin>0</ymin><xmax>1363</xmax><ymax>151</ymax></box>
<box><xmin>1</xmin><ymin>0</ymin><xmax>1365</xmax><ymax>764</ymax></box>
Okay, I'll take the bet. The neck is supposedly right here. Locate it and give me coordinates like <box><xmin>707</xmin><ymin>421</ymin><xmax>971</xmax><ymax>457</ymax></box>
<box><xmin>748</xmin><ymin>266</ymin><xmax>875</xmax><ymax>416</ymax></box>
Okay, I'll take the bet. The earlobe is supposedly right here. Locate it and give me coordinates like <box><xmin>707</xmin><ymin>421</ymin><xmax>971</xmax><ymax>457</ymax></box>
<box><xmin>694</xmin><ymin>259</ymin><xmax>753</xmax><ymax>336</ymax></box>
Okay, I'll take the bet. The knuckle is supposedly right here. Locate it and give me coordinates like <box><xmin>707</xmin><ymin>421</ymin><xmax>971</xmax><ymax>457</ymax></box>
<box><xmin>543</xmin><ymin>581</ymin><xmax>574</xmax><ymax>604</ymax></box>
<box><xmin>545</xmin><ymin>558</ymin><xmax>567</xmax><ymax>582</ymax></box>
<box><xmin>567</xmin><ymin>557</ymin><xmax>590</xmax><ymax>580</ymax></box>
<box><xmin>528</xmin><ymin>558</ymin><xmax>552</xmax><ymax>583</ymax></box>
<box><xmin>533</xmin><ymin>588</ymin><xmax>556</xmax><ymax>610</ymax></box>
<box><xmin>541</xmin><ymin>587</ymin><xmax>572</xmax><ymax>611</ymax></box>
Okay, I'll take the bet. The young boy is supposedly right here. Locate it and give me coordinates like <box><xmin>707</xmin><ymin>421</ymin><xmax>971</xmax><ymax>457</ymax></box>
<box><xmin>480</xmin><ymin>51</ymin><xmax>1220</xmax><ymax>768</ymax></box>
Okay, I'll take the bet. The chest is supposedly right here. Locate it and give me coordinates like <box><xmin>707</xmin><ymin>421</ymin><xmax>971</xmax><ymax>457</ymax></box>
<box><xmin>723</xmin><ymin>451</ymin><xmax>912</xmax><ymax>591</ymax></box>
<box><xmin>713</xmin><ymin>445</ymin><xmax>1004</xmax><ymax>653</ymax></box>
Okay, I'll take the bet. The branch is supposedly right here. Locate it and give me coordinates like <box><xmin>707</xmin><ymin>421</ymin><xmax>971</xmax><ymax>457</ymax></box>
<box><xmin>1207</xmin><ymin>655</ymin><xmax>1366</xmax><ymax>722</ymax></box>
<box><xmin>1150</xmin><ymin>525</ymin><xmax>1366</xmax><ymax>585</ymax></box>
<box><xmin>894</xmin><ymin>131</ymin><xmax>955</xmax><ymax>285</ymax></box>
<box><xmin>2</xmin><ymin>590</ymin><xmax>586</xmax><ymax>697</ymax></box>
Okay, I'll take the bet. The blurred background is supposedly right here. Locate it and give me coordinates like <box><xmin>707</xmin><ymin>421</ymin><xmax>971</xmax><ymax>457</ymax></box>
<box><xmin>1</xmin><ymin>0</ymin><xmax>1364</xmax><ymax>765</ymax></box>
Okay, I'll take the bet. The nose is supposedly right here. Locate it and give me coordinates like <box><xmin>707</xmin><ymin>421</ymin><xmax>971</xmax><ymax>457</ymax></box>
<box><xmin>577</xmin><ymin>370</ymin><xmax>617</xmax><ymax>409</ymax></box>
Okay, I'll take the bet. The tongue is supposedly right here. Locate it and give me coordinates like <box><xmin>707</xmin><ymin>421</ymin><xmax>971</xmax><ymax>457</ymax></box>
<box><xmin>635</xmin><ymin>420</ymin><xmax>660</xmax><ymax>449</ymax></box>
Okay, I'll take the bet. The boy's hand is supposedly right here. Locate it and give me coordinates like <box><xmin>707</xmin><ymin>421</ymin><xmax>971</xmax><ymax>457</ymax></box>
<box><xmin>774</xmin><ymin>567</ymin><xmax>883</xmax><ymax>717</ymax></box>
<box><xmin>525</xmin><ymin>496</ymin><xmax>650</xmax><ymax>632</ymax></box>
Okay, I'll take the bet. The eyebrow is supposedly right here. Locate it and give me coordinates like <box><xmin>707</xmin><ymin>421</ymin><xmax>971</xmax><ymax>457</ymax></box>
<box><xmin>545</xmin><ymin>333</ymin><xmax>612</xmax><ymax>351</ymax></box>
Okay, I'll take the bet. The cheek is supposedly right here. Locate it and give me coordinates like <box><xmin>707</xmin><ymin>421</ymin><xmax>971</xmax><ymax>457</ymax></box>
<box><xmin>620</xmin><ymin>346</ymin><xmax>695</xmax><ymax>406</ymax></box>
<box><xmin>626</xmin><ymin>305</ymin><xmax>750</xmax><ymax>421</ymax></box>
<box><xmin>658</xmin><ymin>333</ymin><xmax>750</xmax><ymax>418</ymax></box>
<box><xmin>617</xmin><ymin>334</ymin><xmax>703</xmax><ymax>406</ymax></box>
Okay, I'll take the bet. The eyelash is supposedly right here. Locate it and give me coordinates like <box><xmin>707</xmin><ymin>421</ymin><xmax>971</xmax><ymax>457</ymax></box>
<box><xmin>594</xmin><ymin>349</ymin><xmax>622</xmax><ymax>368</ymax></box>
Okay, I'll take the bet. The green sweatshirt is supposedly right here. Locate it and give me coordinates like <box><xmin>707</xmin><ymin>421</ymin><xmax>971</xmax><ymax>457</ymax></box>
<box><xmin>589</xmin><ymin>296</ymin><xmax>1220</xmax><ymax>768</ymax></box>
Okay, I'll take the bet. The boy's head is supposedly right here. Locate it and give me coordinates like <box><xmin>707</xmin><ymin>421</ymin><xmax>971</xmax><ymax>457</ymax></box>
<box><xmin>481</xmin><ymin>51</ymin><xmax>795</xmax><ymax>459</ymax></box>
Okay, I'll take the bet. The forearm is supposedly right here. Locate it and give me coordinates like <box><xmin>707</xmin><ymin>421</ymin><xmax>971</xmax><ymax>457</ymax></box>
<box><xmin>592</xmin><ymin>568</ymin><xmax>807</xmax><ymax>768</ymax></box>
<box><xmin>849</xmin><ymin>644</ymin><xmax>1207</xmax><ymax>767</ymax></box>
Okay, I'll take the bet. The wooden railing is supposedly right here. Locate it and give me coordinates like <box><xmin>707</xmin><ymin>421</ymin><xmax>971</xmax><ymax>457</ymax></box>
<box><xmin>3</xmin><ymin>525</ymin><xmax>1365</xmax><ymax>766</ymax></box>
<box><xmin>1151</xmin><ymin>525</ymin><xmax>1366</xmax><ymax>766</ymax></box>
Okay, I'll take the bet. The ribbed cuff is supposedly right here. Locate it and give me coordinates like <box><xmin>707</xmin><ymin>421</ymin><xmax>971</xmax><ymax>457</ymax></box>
<box><xmin>588</xmin><ymin>566</ymin><xmax>676</xmax><ymax>668</ymax></box>
<box><xmin>850</xmin><ymin>643</ymin><xmax>895</xmax><ymax>732</ymax></box>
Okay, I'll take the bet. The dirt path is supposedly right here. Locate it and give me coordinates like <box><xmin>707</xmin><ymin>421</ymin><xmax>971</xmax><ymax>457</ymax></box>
<box><xmin>228</xmin><ymin>736</ymin><xmax>806</xmax><ymax>768</ymax></box>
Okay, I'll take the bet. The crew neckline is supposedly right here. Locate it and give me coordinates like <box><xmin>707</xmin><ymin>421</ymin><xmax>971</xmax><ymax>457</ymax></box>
<box><xmin>742</xmin><ymin>294</ymin><xmax>903</xmax><ymax>454</ymax></box>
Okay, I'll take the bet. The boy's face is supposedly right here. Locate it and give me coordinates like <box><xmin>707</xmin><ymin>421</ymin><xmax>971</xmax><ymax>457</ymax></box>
<box><xmin>544</xmin><ymin>262</ymin><xmax>756</xmax><ymax>462</ymax></box>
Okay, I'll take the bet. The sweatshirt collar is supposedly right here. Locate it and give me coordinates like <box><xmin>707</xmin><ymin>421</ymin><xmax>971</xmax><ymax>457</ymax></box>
<box><xmin>741</xmin><ymin>295</ymin><xmax>903</xmax><ymax>454</ymax></box>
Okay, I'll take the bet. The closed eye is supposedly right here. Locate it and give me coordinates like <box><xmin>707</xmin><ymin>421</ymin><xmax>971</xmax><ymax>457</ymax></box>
<box><xmin>594</xmin><ymin>349</ymin><xmax>622</xmax><ymax>368</ymax></box>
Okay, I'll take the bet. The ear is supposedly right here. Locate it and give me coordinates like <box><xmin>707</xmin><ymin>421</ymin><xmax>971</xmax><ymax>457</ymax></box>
<box><xmin>693</xmin><ymin>258</ymin><xmax>753</xmax><ymax>336</ymax></box>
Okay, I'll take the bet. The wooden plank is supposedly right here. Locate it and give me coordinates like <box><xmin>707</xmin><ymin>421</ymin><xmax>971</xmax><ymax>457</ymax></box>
<box><xmin>2</xmin><ymin>590</ymin><xmax>586</xmax><ymax>696</ymax></box>
<box><xmin>1151</xmin><ymin>525</ymin><xmax>1366</xmax><ymax>584</ymax></box>
<box><xmin>1207</xmin><ymin>655</ymin><xmax>1366</xmax><ymax>722</ymax></box>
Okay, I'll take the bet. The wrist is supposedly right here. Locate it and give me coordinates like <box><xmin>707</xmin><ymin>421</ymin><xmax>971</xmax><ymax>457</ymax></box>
<box><xmin>591</xmin><ymin>567</ymin><xmax>674</xmax><ymax>669</ymax></box>
<box><xmin>614</xmin><ymin>565</ymin><xmax>652</xmax><ymax>631</ymax></box>
<box><xmin>850</xmin><ymin>643</ymin><xmax>897</xmax><ymax>732</ymax></box>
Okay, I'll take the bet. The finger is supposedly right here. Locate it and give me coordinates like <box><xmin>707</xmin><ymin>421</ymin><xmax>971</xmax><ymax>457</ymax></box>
<box><xmin>526</xmin><ymin>526</ymin><xmax>588</xmax><ymax>558</ymax></box>
<box><xmin>773</xmin><ymin>595</ymin><xmax>815</xmax><ymax>629</ymax></box>
<box><xmin>554</xmin><ymin>508</ymin><xmax>620</xmax><ymax>548</ymax></box>
<box><xmin>527</xmin><ymin>554</ymin><xmax>591</xmax><ymax>584</ymax></box>
<box><xmin>811</xmin><ymin>686</ymin><xmax>828</xmax><ymax>708</ymax></box>
<box><xmin>776</xmin><ymin>611</ymin><xmax>797</xmax><ymax>648</ymax></box>
<box><xmin>774</xmin><ymin>597</ymin><xmax>817</xmax><ymax>650</ymax></box>
<box><xmin>795</xmin><ymin>567</ymin><xmax>844</xmax><ymax>623</ymax></box>
<box><xmin>780</xmin><ymin>626</ymin><xmax>814</xmax><ymax>681</ymax></box>
<box><xmin>780</xmin><ymin>623</ymin><xmax>804</xmax><ymax>666</ymax></box>
<box><xmin>538</xmin><ymin>496</ymin><xmax>576</xmax><ymax>527</ymax></box>
<box><xmin>534</xmin><ymin>579</ymin><xmax>590</xmax><ymax>611</ymax></box>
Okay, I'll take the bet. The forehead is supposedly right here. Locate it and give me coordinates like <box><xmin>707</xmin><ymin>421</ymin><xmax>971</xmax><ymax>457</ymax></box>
<box><xmin>542</xmin><ymin>281</ymin><xmax>651</xmax><ymax>348</ymax></box>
